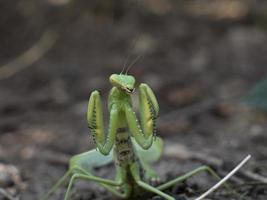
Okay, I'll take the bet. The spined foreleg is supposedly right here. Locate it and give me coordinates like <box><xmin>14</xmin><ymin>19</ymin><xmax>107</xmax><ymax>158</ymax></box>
<box><xmin>125</xmin><ymin>83</ymin><xmax>159</xmax><ymax>150</ymax></box>
<box><xmin>87</xmin><ymin>91</ymin><xmax>119</xmax><ymax>155</ymax></box>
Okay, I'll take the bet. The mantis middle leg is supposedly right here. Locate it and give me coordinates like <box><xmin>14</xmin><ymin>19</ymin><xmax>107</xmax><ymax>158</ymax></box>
<box><xmin>64</xmin><ymin>170</ymin><xmax>130</xmax><ymax>200</ymax></box>
<box><xmin>130</xmin><ymin>163</ymin><xmax>175</xmax><ymax>200</ymax></box>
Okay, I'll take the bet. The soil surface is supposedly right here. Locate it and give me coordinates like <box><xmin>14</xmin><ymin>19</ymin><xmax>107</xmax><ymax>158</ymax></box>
<box><xmin>1</xmin><ymin>1</ymin><xmax>267</xmax><ymax>200</ymax></box>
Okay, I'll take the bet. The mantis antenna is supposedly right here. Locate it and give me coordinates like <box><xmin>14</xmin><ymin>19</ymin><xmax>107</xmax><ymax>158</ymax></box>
<box><xmin>120</xmin><ymin>53</ymin><xmax>131</xmax><ymax>75</ymax></box>
<box><xmin>125</xmin><ymin>54</ymin><xmax>142</xmax><ymax>75</ymax></box>
<box><xmin>120</xmin><ymin>35</ymin><xmax>142</xmax><ymax>75</ymax></box>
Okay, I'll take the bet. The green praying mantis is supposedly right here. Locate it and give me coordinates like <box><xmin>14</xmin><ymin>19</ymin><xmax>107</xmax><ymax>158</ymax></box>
<box><xmin>42</xmin><ymin>72</ymin><xmax>224</xmax><ymax>200</ymax></box>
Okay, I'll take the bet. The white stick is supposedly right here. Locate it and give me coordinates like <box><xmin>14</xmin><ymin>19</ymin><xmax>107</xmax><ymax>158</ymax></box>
<box><xmin>195</xmin><ymin>155</ymin><xmax>251</xmax><ymax>200</ymax></box>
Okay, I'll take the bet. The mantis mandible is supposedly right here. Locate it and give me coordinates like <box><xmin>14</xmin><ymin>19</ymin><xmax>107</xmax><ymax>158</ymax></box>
<box><xmin>42</xmin><ymin>72</ymin><xmax>223</xmax><ymax>200</ymax></box>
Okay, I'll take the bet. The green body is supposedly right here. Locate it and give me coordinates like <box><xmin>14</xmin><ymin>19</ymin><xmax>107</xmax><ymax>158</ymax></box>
<box><xmin>42</xmin><ymin>73</ymin><xmax>223</xmax><ymax>200</ymax></box>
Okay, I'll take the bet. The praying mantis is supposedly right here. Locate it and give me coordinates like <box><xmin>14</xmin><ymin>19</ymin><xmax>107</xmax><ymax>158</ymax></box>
<box><xmin>42</xmin><ymin>72</ymin><xmax>223</xmax><ymax>200</ymax></box>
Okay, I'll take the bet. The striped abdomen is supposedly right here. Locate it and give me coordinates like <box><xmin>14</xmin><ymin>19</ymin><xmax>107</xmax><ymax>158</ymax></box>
<box><xmin>113</xmin><ymin>127</ymin><xmax>136</xmax><ymax>166</ymax></box>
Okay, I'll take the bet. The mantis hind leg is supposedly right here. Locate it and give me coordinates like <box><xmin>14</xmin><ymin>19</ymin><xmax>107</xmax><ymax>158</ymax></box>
<box><xmin>41</xmin><ymin>149</ymin><xmax>114</xmax><ymax>200</ymax></box>
<box><xmin>41</xmin><ymin>168</ymin><xmax>89</xmax><ymax>200</ymax></box>
<box><xmin>157</xmin><ymin>165</ymin><xmax>226</xmax><ymax>191</ymax></box>
<box><xmin>41</xmin><ymin>170</ymin><xmax>72</xmax><ymax>200</ymax></box>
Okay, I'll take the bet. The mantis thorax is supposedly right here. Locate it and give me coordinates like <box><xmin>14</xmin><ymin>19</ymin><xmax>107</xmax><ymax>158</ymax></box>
<box><xmin>108</xmin><ymin>87</ymin><xmax>133</xmax><ymax>111</ymax></box>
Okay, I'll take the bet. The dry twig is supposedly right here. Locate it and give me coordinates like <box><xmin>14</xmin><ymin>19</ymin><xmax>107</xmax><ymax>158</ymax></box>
<box><xmin>41</xmin><ymin>150</ymin><xmax>70</xmax><ymax>166</ymax></box>
<box><xmin>163</xmin><ymin>143</ymin><xmax>223</xmax><ymax>166</ymax></box>
<box><xmin>160</xmin><ymin>98</ymin><xmax>217</xmax><ymax>122</ymax></box>
<box><xmin>195</xmin><ymin>155</ymin><xmax>251</xmax><ymax>200</ymax></box>
<box><xmin>240</xmin><ymin>170</ymin><xmax>267</xmax><ymax>184</ymax></box>
<box><xmin>0</xmin><ymin>30</ymin><xmax>57</xmax><ymax>80</ymax></box>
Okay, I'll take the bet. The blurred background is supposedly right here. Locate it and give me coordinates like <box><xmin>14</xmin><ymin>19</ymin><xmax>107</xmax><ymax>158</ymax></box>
<box><xmin>1</xmin><ymin>0</ymin><xmax>267</xmax><ymax>199</ymax></box>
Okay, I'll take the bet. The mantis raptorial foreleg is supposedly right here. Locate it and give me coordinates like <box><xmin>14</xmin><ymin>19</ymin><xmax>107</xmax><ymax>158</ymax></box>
<box><xmin>125</xmin><ymin>83</ymin><xmax>159</xmax><ymax>149</ymax></box>
<box><xmin>139</xmin><ymin>83</ymin><xmax>159</xmax><ymax>138</ymax></box>
<box><xmin>87</xmin><ymin>91</ymin><xmax>119</xmax><ymax>155</ymax></box>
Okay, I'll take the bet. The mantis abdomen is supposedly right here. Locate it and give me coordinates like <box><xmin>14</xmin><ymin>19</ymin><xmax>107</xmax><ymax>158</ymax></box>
<box><xmin>113</xmin><ymin>127</ymin><xmax>138</xmax><ymax>167</ymax></box>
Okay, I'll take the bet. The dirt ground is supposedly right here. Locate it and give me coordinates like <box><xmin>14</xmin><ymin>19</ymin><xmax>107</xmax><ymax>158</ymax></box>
<box><xmin>1</xmin><ymin>1</ymin><xmax>267</xmax><ymax>200</ymax></box>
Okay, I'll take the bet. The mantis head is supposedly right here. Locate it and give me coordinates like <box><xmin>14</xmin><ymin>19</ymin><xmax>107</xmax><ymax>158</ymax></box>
<box><xmin>109</xmin><ymin>74</ymin><xmax>135</xmax><ymax>94</ymax></box>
